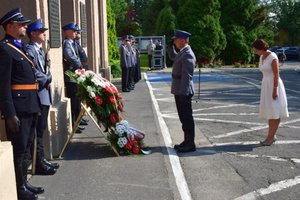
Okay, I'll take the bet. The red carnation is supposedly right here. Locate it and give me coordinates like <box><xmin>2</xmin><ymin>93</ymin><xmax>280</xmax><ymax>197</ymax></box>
<box><xmin>109</xmin><ymin>113</ymin><xmax>117</xmax><ymax>124</ymax></box>
<box><xmin>105</xmin><ymin>86</ymin><xmax>113</xmax><ymax>94</ymax></box>
<box><xmin>109</xmin><ymin>96</ymin><xmax>116</xmax><ymax>104</ymax></box>
<box><xmin>94</xmin><ymin>96</ymin><xmax>103</xmax><ymax>105</ymax></box>
<box><xmin>125</xmin><ymin>142</ymin><xmax>132</xmax><ymax>150</ymax></box>
<box><xmin>116</xmin><ymin>93</ymin><xmax>122</xmax><ymax>100</ymax></box>
<box><xmin>132</xmin><ymin>146</ymin><xmax>140</xmax><ymax>154</ymax></box>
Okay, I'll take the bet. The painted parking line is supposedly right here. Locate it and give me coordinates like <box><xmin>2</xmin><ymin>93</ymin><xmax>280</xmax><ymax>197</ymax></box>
<box><xmin>145</xmin><ymin>74</ymin><xmax>192</xmax><ymax>200</ymax></box>
<box><xmin>226</xmin><ymin>152</ymin><xmax>300</xmax><ymax>164</ymax></box>
<box><xmin>212</xmin><ymin>118</ymin><xmax>300</xmax><ymax>139</ymax></box>
<box><xmin>234</xmin><ymin>175</ymin><xmax>300</xmax><ymax>200</ymax></box>
<box><xmin>213</xmin><ymin>140</ymin><xmax>300</xmax><ymax>147</ymax></box>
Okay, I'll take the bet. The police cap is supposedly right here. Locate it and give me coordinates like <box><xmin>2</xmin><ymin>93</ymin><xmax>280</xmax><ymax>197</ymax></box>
<box><xmin>173</xmin><ymin>29</ymin><xmax>192</xmax><ymax>39</ymax></box>
<box><xmin>122</xmin><ymin>35</ymin><xmax>130</xmax><ymax>41</ymax></box>
<box><xmin>26</xmin><ymin>18</ymin><xmax>48</xmax><ymax>34</ymax></box>
<box><xmin>62</xmin><ymin>22</ymin><xmax>77</xmax><ymax>31</ymax></box>
<box><xmin>0</xmin><ymin>8</ymin><xmax>30</xmax><ymax>26</ymax></box>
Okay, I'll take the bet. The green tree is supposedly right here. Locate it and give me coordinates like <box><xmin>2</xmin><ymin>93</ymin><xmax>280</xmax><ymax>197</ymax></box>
<box><xmin>268</xmin><ymin>0</ymin><xmax>300</xmax><ymax>45</ymax></box>
<box><xmin>141</xmin><ymin>0</ymin><xmax>167</xmax><ymax>35</ymax></box>
<box><xmin>107</xmin><ymin>0</ymin><xmax>121</xmax><ymax>77</ymax></box>
<box><xmin>154</xmin><ymin>4</ymin><xmax>176</xmax><ymax>40</ymax></box>
<box><xmin>220</xmin><ymin>0</ymin><xmax>268</xmax><ymax>64</ymax></box>
<box><xmin>177</xmin><ymin>0</ymin><xmax>226</xmax><ymax>62</ymax></box>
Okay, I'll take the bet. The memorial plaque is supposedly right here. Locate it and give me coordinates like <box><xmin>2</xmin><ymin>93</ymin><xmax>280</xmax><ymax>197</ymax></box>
<box><xmin>48</xmin><ymin>0</ymin><xmax>61</xmax><ymax>48</ymax></box>
<box><xmin>80</xmin><ymin>3</ymin><xmax>87</xmax><ymax>47</ymax></box>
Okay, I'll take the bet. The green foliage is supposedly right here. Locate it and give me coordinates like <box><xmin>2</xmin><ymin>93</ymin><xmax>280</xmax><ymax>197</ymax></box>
<box><xmin>177</xmin><ymin>0</ymin><xmax>226</xmax><ymax>62</ymax></box>
<box><xmin>269</xmin><ymin>0</ymin><xmax>300</xmax><ymax>45</ymax></box>
<box><xmin>110</xmin><ymin>59</ymin><xmax>121</xmax><ymax>78</ymax></box>
<box><xmin>154</xmin><ymin>4</ymin><xmax>176</xmax><ymax>40</ymax></box>
<box><xmin>107</xmin><ymin>0</ymin><xmax>120</xmax><ymax>76</ymax></box>
<box><xmin>220</xmin><ymin>0</ymin><xmax>268</xmax><ymax>64</ymax></box>
<box><xmin>141</xmin><ymin>0</ymin><xmax>167</xmax><ymax>35</ymax></box>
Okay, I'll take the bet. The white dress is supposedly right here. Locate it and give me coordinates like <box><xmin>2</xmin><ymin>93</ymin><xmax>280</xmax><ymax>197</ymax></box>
<box><xmin>259</xmin><ymin>52</ymin><xmax>289</xmax><ymax>119</ymax></box>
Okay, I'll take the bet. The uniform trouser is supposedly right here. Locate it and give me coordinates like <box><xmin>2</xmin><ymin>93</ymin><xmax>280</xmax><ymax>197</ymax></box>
<box><xmin>6</xmin><ymin>113</ymin><xmax>37</xmax><ymax>187</ymax></box>
<box><xmin>174</xmin><ymin>94</ymin><xmax>195</xmax><ymax>145</ymax></box>
<box><xmin>128</xmin><ymin>67</ymin><xmax>135</xmax><ymax>89</ymax></box>
<box><xmin>65</xmin><ymin>82</ymin><xmax>81</xmax><ymax>124</ymax></box>
<box><xmin>35</xmin><ymin>105</ymin><xmax>50</xmax><ymax>161</ymax></box>
<box><xmin>121</xmin><ymin>67</ymin><xmax>129</xmax><ymax>91</ymax></box>
<box><xmin>148</xmin><ymin>55</ymin><xmax>152</xmax><ymax>68</ymax></box>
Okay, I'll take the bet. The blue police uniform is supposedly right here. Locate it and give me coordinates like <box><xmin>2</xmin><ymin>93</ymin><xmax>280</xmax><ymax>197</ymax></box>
<box><xmin>74</xmin><ymin>24</ymin><xmax>88</xmax><ymax>69</ymax></box>
<box><xmin>62</xmin><ymin>22</ymin><xmax>83</xmax><ymax>130</ymax></box>
<box><xmin>120</xmin><ymin>35</ymin><xmax>132</xmax><ymax>92</ymax></box>
<box><xmin>167</xmin><ymin>29</ymin><xmax>196</xmax><ymax>153</ymax></box>
<box><xmin>0</xmin><ymin>8</ymin><xmax>40</xmax><ymax>200</ymax></box>
<box><xmin>26</xmin><ymin>18</ymin><xmax>58</xmax><ymax>176</ymax></box>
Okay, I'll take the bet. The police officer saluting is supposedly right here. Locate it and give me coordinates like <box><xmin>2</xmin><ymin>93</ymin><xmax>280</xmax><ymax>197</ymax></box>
<box><xmin>26</xmin><ymin>19</ymin><xmax>59</xmax><ymax>175</ymax></box>
<box><xmin>167</xmin><ymin>29</ymin><xmax>196</xmax><ymax>153</ymax></box>
<box><xmin>0</xmin><ymin>8</ymin><xmax>42</xmax><ymax>200</ymax></box>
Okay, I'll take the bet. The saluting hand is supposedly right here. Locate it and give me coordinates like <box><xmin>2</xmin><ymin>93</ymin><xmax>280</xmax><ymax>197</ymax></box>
<box><xmin>6</xmin><ymin>116</ymin><xmax>20</xmax><ymax>133</ymax></box>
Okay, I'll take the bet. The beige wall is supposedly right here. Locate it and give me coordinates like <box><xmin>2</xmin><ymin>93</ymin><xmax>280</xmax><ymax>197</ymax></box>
<box><xmin>0</xmin><ymin>141</ymin><xmax>17</xmax><ymax>200</ymax></box>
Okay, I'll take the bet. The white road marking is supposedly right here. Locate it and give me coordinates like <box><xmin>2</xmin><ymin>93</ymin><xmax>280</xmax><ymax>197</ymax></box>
<box><xmin>226</xmin><ymin>152</ymin><xmax>300</xmax><ymax>164</ymax></box>
<box><xmin>162</xmin><ymin>114</ymin><xmax>264</xmax><ymax>126</ymax></box>
<box><xmin>234</xmin><ymin>175</ymin><xmax>300</xmax><ymax>200</ymax></box>
<box><xmin>193</xmin><ymin>103</ymin><xmax>257</xmax><ymax>112</ymax></box>
<box><xmin>193</xmin><ymin>113</ymin><xmax>258</xmax><ymax>116</ymax></box>
<box><xmin>156</xmin><ymin>97</ymin><xmax>175</xmax><ymax>102</ymax></box>
<box><xmin>212</xmin><ymin>118</ymin><xmax>300</xmax><ymax>139</ymax></box>
<box><xmin>145</xmin><ymin>74</ymin><xmax>192</xmax><ymax>200</ymax></box>
<box><xmin>213</xmin><ymin>140</ymin><xmax>300</xmax><ymax>147</ymax></box>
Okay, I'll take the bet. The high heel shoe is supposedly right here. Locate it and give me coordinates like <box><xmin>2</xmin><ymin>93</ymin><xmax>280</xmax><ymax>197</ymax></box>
<box><xmin>260</xmin><ymin>138</ymin><xmax>277</xmax><ymax>146</ymax></box>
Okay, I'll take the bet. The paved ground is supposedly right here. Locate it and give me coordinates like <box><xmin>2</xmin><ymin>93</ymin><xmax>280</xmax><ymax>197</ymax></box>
<box><xmin>31</xmin><ymin>63</ymin><xmax>300</xmax><ymax>200</ymax></box>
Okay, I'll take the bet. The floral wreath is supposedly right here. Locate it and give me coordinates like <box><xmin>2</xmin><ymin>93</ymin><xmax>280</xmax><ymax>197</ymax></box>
<box><xmin>66</xmin><ymin>69</ymin><xmax>150</xmax><ymax>155</ymax></box>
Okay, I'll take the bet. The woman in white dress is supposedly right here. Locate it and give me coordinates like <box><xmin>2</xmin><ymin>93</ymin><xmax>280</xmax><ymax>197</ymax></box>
<box><xmin>252</xmin><ymin>39</ymin><xmax>289</xmax><ymax>146</ymax></box>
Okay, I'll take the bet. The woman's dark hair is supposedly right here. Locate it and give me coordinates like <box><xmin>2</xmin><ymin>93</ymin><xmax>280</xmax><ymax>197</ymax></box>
<box><xmin>252</xmin><ymin>39</ymin><xmax>269</xmax><ymax>51</ymax></box>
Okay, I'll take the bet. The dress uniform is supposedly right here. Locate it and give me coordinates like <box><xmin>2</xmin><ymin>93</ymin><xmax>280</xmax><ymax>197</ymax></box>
<box><xmin>0</xmin><ymin>8</ymin><xmax>41</xmax><ymax>200</ymax></box>
<box><xmin>167</xmin><ymin>29</ymin><xmax>196</xmax><ymax>153</ymax></box>
<box><xmin>74</xmin><ymin>24</ymin><xmax>88</xmax><ymax>69</ymax></box>
<box><xmin>120</xmin><ymin>35</ymin><xmax>132</xmax><ymax>92</ymax></box>
<box><xmin>62</xmin><ymin>22</ymin><xmax>84</xmax><ymax>132</ymax></box>
<box><xmin>128</xmin><ymin>35</ymin><xmax>136</xmax><ymax>90</ymax></box>
<box><xmin>26</xmin><ymin>19</ymin><xmax>59</xmax><ymax>176</ymax></box>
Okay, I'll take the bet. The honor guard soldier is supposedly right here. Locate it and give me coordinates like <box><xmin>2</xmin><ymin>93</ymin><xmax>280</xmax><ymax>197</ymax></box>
<box><xmin>0</xmin><ymin>8</ymin><xmax>42</xmax><ymax>200</ymax></box>
<box><xmin>62</xmin><ymin>22</ymin><xmax>85</xmax><ymax>133</ymax></box>
<box><xmin>26</xmin><ymin>19</ymin><xmax>59</xmax><ymax>175</ymax></box>
<box><xmin>167</xmin><ymin>29</ymin><xmax>196</xmax><ymax>153</ymax></box>
<box><xmin>120</xmin><ymin>35</ymin><xmax>132</xmax><ymax>92</ymax></box>
<box><xmin>74</xmin><ymin>24</ymin><xmax>88</xmax><ymax>70</ymax></box>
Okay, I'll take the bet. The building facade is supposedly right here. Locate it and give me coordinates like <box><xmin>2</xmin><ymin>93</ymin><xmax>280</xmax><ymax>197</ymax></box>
<box><xmin>0</xmin><ymin>0</ymin><xmax>109</xmax><ymax>158</ymax></box>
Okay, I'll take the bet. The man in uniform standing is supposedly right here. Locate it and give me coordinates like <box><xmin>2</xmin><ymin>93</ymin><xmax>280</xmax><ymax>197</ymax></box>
<box><xmin>62</xmin><ymin>22</ymin><xmax>85</xmax><ymax>133</ymax></box>
<box><xmin>120</xmin><ymin>35</ymin><xmax>132</xmax><ymax>92</ymax></box>
<box><xmin>26</xmin><ymin>18</ymin><xmax>59</xmax><ymax>175</ymax></box>
<box><xmin>0</xmin><ymin>8</ymin><xmax>42</xmax><ymax>200</ymax></box>
<box><xmin>167</xmin><ymin>29</ymin><xmax>196</xmax><ymax>153</ymax></box>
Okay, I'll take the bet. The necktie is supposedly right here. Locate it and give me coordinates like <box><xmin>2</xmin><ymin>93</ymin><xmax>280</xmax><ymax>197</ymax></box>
<box><xmin>37</xmin><ymin>47</ymin><xmax>46</xmax><ymax>72</ymax></box>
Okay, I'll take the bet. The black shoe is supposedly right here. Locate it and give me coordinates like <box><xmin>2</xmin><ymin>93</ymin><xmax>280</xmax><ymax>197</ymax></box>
<box><xmin>17</xmin><ymin>185</ymin><xmax>38</xmax><ymax>200</ymax></box>
<box><xmin>78</xmin><ymin>126</ymin><xmax>85</xmax><ymax>131</ymax></box>
<box><xmin>42</xmin><ymin>159</ymin><xmax>59</xmax><ymax>169</ymax></box>
<box><xmin>81</xmin><ymin>118</ymin><xmax>89</xmax><ymax>123</ymax></box>
<box><xmin>174</xmin><ymin>141</ymin><xmax>186</xmax><ymax>150</ymax></box>
<box><xmin>35</xmin><ymin>162</ymin><xmax>57</xmax><ymax>175</ymax></box>
<box><xmin>79</xmin><ymin>121</ymin><xmax>88</xmax><ymax>126</ymax></box>
<box><xmin>176</xmin><ymin>144</ymin><xmax>196</xmax><ymax>153</ymax></box>
<box><xmin>122</xmin><ymin>89</ymin><xmax>130</xmax><ymax>92</ymax></box>
<box><xmin>75</xmin><ymin>128</ymin><xmax>82</xmax><ymax>133</ymax></box>
<box><xmin>25</xmin><ymin>181</ymin><xmax>44</xmax><ymax>194</ymax></box>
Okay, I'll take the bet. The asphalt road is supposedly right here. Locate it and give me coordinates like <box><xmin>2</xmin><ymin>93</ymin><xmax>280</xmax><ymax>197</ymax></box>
<box><xmin>30</xmin><ymin>64</ymin><xmax>300</xmax><ymax>200</ymax></box>
<box><xmin>147</xmin><ymin>64</ymin><xmax>300</xmax><ymax>200</ymax></box>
